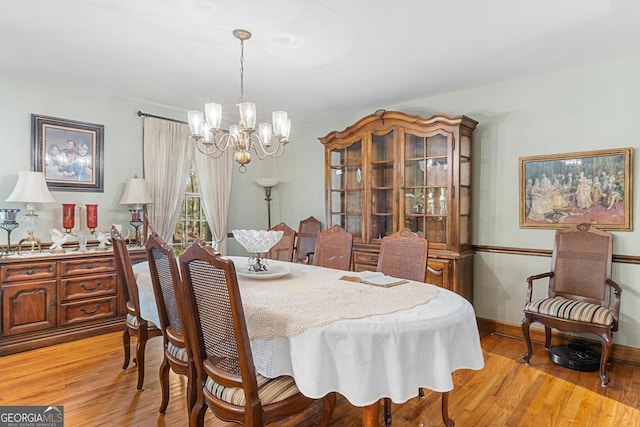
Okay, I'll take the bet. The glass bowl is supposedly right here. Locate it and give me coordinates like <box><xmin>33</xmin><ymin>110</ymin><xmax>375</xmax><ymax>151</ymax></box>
<box><xmin>232</xmin><ymin>229</ymin><xmax>283</xmax><ymax>254</ymax></box>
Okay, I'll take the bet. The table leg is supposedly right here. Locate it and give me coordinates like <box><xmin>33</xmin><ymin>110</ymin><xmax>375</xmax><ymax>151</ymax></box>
<box><xmin>362</xmin><ymin>400</ymin><xmax>380</xmax><ymax>427</ymax></box>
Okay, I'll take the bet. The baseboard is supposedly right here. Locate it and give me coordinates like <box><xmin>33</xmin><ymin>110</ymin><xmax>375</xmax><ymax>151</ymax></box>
<box><xmin>476</xmin><ymin>317</ymin><xmax>640</xmax><ymax>366</ymax></box>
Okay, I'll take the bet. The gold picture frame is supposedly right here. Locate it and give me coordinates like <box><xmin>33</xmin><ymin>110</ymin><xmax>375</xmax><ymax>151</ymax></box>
<box><xmin>519</xmin><ymin>148</ymin><xmax>632</xmax><ymax>230</ymax></box>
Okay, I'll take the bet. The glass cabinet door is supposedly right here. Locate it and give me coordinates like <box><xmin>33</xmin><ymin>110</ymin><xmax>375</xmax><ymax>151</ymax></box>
<box><xmin>369</xmin><ymin>131</ymin><xmax>395</xmax><ymax>242</ymax></box>
<box><xmin>459</xmin><ymin>134</ymin><xmax>472</xmax><ymax>245</ymax></box>
<box><xmin>330</xmin><ymin>140</ymin><xmax>363</xmax><ymax>242</ymax></box>
<box><xmin>403</xmin><ymin>132</ymin><xmax>450</xmax><ymax>247</ymax></box>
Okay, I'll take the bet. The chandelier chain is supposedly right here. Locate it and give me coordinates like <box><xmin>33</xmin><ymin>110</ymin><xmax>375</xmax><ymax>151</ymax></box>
<box><xmin>239</xmin><ymin>38</ymin><xmax>245</xmax><ymax>102</ymax></box>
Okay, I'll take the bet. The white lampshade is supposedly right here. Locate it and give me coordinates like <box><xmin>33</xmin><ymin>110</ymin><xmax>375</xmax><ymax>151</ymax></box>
<box><xmin>119</xmin><ymin>178</ymin><xmax>153</xmax><ymax>208</ymax></box>
<box><xmin>256</xmin><ymin>178</ymin><xmax>281</xmax><ymax>188</ymax></box>
<box><xmin>6</xmin><ymin>171</ymin><xmax>55</xmax><ymax>204</ymax></box>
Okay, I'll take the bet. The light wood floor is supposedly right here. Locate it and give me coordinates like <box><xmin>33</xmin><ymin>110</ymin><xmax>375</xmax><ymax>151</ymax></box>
<box><xmin>0</xmin><ymin>331</ymin><xmax>638</xmax><ymax>426</ymax></box>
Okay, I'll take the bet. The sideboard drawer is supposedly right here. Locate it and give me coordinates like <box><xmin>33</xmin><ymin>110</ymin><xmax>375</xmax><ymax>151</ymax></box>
<box><xmin>353</xmin><ymin>252</ymin><xmax>379</xmax><ymax>266</ymax></box>
<box><xmin>59</xmin><ymin>296</ymin><xmax>117</xmax><ymax>326</ymax></box>
<box><xmin>1</xmin><ymin>262</ymin><xmax>57</xmax><ymax>283</ymax></box>
<box><xmin>60</xmin><ymin>257</ymin><xmax>115</xmax><ymax>276</ymax></box>
<box><xmin>59</xmin><ymin>274</ymin><xmax>117</xmax><ymax>301</ymax></box>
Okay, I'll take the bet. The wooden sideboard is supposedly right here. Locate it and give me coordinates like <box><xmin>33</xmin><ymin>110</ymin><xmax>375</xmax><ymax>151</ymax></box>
<box><xmin>0</xmin><ymin>247</ymin><xmax>146</xmax><ymax>356</ymax></box>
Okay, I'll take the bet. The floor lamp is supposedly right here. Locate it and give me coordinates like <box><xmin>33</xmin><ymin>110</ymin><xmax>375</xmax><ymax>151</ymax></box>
<box><xmin>256</xmin><ymin>178</ymin><xmax>280</xmax><ymax>229</ymax></box>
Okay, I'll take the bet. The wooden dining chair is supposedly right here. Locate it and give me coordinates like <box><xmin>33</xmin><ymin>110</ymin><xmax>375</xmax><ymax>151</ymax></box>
<box><xmin>111</xmin><ymin>225</ymin><xmax>161</xmax><ymax>390</ymax></box>
<box><xmin>376</xmin><ymin>228</ymin><xmax>436</xmax><ymax>426</ymax></box>
<box><xmin>521</xmin><ymin>223</ymin><xmax>622</xmax><ymax>387</ymax></box>
<box><xmin>377</xmin><ymin>228</ymin><xmax>429</xmax><ymax>282</ymax></box>
<box><xmin>264</xmin><ymin>222</ymin><xmax>296</xmax><ymax>262</ymax></box>
<box><xmin>145</xmin><ymin>232</ymin><xmax>196</xmax><ymax>414</ymax></box>
<box><xmin>294</xmin><ymin>216</ymin><xmax>322</xmax><ymax>263</ymax></box>
<box><xmin>312</xmin><ymin>225</ymin><xmax>353</xmax><ymax>271</ymax></box>
<box><xmin>178</xmin><ymin>239</ymin><xmax>336</xmax><ymax>426</ymax></box>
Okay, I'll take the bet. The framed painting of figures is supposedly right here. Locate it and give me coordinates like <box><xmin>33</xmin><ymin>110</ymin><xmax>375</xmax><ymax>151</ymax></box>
<box><xmin>519</xmin><ymin>148</ymin><xmax>632</xmax><ymax>230</ymax></box>
<box><xmin>31</xmin><ymin>114</ymin><xmax>104</xmax><ymax>192</ymax></box>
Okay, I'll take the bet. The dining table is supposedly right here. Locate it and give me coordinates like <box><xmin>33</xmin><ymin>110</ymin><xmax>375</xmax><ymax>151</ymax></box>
<box><xmin>134</xmin><ymin>255</ymin><xmax>484</xmax><ymax>426</ymax></box>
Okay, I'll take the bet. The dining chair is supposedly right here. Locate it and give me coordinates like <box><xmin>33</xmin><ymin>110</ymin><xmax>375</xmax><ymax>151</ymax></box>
<box><xmin>312</xmin><ymin>225</ymin><xmax>353</xmax><ymax>270</ymax></box>
<box><xmin>111</xmin><ymin>225</ymin><xmax>162</xmax><ymax>390</ymax></box>
<box><xmin>264</xmin><ymin>222</ymin><xmax>296</xmax><ymax>262</ymax></box>
<box><xmin>145</xmin><ymin>232</ymin><xmax>196</xmax><ymax>414</ymax></box>
<box><xmin>521</xmin><ymin>223</ymin><xmax>622</xmax><ymax>387</ymax></box>
<box><xmin>376</xmin><ymin>228</ymin><xmax>435</xmax><ymax>425</ymax></box>
<box><xmin>294</xmin><ymin>216</ymin><xmax>322</xmax><ymax>263</ymax></box>
<box><xmin>178</xmin><ymin>239</ymin><xmax>335</xmax><ymax>426</ymax></box>
<box><xmin>377</xmin><ymin>228</ymin><xmax>428</xmax><ymax>282</ymax></box>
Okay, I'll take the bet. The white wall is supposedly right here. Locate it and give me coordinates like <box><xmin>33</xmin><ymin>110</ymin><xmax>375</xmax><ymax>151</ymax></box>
<box><xmin>0</xmin><ymin>74</ymin><xmax>186</xmax><ymax>240</ymax></box>
<box><xmin>2</xmin><ymin>52</ymin><xmax>639</xmax><ymax>350</ymax></box>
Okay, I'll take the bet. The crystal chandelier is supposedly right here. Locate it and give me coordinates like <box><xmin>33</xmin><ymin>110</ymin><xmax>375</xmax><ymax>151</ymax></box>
<box><xmin>188</xmin><ymin>29</ymin><xmax>291</xmax><ymax>173</ymax></box>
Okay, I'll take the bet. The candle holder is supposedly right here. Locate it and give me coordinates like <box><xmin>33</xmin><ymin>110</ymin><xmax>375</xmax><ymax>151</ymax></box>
<box><xmin>129</xmin><ymin>208</ymin><xmax>144</xmax><ymax>246</ymax></box>
<box><xmin>0</xmin><ymin>208</ymin><xmax>20</xmax><ymax>254</ymax></box>
<box><xmin>86</xmin><ymin>204</ymin><xmax>98</xmax><ymax>233</ymax></box>
<box><xmin>62</xmin><ymin>203</ymin><xmax>76</xmax><ymax>234</ymax></box>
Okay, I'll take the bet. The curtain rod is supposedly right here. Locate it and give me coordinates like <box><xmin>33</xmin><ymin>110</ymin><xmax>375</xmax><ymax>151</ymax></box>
<box><xmin>137</xmin><ymin>110</ymin><xmax>187</xmax><ymax>124</ymax></box>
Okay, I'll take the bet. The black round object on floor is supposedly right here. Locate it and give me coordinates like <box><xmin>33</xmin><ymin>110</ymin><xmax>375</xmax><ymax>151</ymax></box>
<box><xmin>548</xmin><ymin>340</ymin><xmax>600</xmax><ymax>372</ymax></box>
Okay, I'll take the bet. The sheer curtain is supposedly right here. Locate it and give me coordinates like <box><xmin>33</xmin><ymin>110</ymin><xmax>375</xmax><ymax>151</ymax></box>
<box><xmin>195</xmin><ymin>149</ymin><xmax>234</xmax><ymax>253</ymax></box>
<box><xmin>142</xmin><ymin>117</ymin><xmax>193</xmax><ymax>243</ymax></box>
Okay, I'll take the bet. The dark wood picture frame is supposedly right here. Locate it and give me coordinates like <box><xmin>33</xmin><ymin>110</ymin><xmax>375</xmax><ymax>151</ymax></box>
<box><xmin>32</xmin><ymin>114</ymin><xmax>104</xmax><ymax>192</ymax></box>
<box><xmin>519</xmin><ymin>148</ymin><xmax>632</xmax><ymax>230</ymax></box>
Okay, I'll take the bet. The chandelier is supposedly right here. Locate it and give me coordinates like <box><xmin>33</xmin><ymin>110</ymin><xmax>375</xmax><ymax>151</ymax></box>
<box><xmin>188</xmin><ymin>29</ymin><xmax>291</xmax><ymax>173</ymax></box>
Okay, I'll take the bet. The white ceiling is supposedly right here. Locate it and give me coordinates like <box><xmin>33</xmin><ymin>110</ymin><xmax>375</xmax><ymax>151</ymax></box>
<box><xmin>2</xmin><ymin>0</ymin><xmax>640</xmax><ymax>125</ymax></box>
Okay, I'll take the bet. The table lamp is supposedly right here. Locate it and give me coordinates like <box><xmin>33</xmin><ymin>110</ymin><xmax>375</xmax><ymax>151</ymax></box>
<box><xmin>5</xmin><ymin>171</ymin><xmax>56</xmax><ymax>253</ymax></box>
<box><xmin>119</xmin><ymin>177</ymin><xmax>153</xmax><ymax>245</ymax></box>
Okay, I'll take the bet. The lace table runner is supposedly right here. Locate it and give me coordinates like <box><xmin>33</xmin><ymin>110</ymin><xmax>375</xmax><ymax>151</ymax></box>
<box><xmin>233</xmin><ymin>259</ymin><xmax>439</xmax><ymax>340</ymax></box>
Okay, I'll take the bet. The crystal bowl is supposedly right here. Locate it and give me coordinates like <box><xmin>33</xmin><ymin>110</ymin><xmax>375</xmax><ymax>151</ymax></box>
<box><xmin>232</xmin><ymin>229</ymin><xmax>283</xmax><ymax>254</ymax></box>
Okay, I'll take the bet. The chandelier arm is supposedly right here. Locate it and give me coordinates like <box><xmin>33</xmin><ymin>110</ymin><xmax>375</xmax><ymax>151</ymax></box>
<box><xmin>196</xmin><ymin>133</ymin><xmax>237</xmax><ymax>158</ymax></box>
<box><xmin>251</xmin><ymin>134</ymin><xmax>286</xmax><ymax>159</ymax></box>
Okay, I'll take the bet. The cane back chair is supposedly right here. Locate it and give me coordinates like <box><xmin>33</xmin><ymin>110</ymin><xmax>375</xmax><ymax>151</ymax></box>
<box><xmin>145</xmin><ymin>232</ymin><xmax>196</xmax><ymax>414</ymax></box>
<box><xmin>178</xmin><ymin>239</ymin><xmax>335</xmax><ymax>426</ymax></box>
<box><xmin>111</xmin><ymin>225</ymin><xmax>161</xmax><ymax>390</ymax></box>
<box><xmin>264</xmin><ymin>222</ymin><xmax>296</xmax><ymax>262</ymax></box>
<box><xmin>312</xmin><ymin>225</ymin><xmax>353</xmax><ymax>271</ymax></box>
<box><xmin>521</xmin><ymin>223</ymin><xmax>622</xmax><ymax>387</ymax></box>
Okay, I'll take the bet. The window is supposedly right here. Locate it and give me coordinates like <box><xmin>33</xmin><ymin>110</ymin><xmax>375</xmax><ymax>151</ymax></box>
<box><xmin>172</xmin><ymin>166</ymin><xmax>211</xmax><ymax>255</ymax></box>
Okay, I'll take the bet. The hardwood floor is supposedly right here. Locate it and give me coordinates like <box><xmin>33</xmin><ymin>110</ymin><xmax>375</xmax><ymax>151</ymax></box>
<box><xmin>0</xmin><ymin>331</ymin><xmax>638</xmax><ymax>426</ymax></box>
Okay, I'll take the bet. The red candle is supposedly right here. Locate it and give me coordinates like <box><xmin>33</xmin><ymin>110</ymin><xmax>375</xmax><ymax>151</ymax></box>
<box><xmin>86</xmin><ymin>204</ymin><xmax>98</xmax><ymax>230</ymax></box>
<box><xmin>62</xmin><ymin>204</ymin><xmax>75</xmax><ymax>231</ymax></box>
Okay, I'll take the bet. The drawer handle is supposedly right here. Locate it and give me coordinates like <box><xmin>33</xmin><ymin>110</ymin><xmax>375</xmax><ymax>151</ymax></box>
<box><xmin>25</xmin><ymin>269</ymin><xmax>36</xmax><ymax>275</ymax></box>
<box><xmin>80</xmin><ymin>304</ymin><xmax>101</xmax><ymax>315</ymax></box>
<box><xmin>86</xmin><ymin>263</ymin><xmax>95</xmax><ymax>269</ymax></box>
<box><xmin>80</xmin><ymin>282</ymin><xmax>101</xmax><ymax>291</ymax></box>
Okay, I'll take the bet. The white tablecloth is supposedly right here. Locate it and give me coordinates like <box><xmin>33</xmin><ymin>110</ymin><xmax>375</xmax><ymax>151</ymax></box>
<box><xmin>132</xmin><ymin>262</ymin><xmax>160</xmax><ymax>327</ymax></box>
<box><xmin>136</xmin><ymin>256</ymin><xmax>484</xmax><ymax>407</ymax></box>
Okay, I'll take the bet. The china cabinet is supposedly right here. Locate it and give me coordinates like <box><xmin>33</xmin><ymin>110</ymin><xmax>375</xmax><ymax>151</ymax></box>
<box><xmin>319</xmin><ymin>110</ymin><xmax>477</xmax><ymax>302</ymax></box>
<box><xmin>0</xmin><ymin>248</ymin><xmax>146</xmax><ymax>355</ymax></box>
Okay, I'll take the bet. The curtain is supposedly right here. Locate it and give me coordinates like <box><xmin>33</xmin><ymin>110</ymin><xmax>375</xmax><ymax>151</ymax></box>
<box><xmin>143</xmin><ymin>117</ymin><xmax>193</xmax><ymax>243</ymax></box>
<box><xmin>195</xmin><ymin>148</ymin><xmax>234</xmax><ymax>254</ymax></box>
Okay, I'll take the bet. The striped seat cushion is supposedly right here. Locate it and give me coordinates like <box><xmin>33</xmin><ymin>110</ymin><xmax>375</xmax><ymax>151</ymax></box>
<box><xmin>167</xmin><ymin>341</ymin><xmax>189</xmax><ymax>362</ymax></box>
<box><xmin>126</xmin><ymin>313</ymin><xmax>158</xmax><ymax>329</ymax></box>
<box><xmin>205</xmin><ymin>374</ymin><xmax>300</xmax><ymax>406</ymax></box>
<box><xmin>126</xmin><ymin>313</ymin><xmax>139</xmax><ymax>327</ymax></box>
<box><xmin>525</xmin><ymin>297</ymin><xmax>613</xmax><ymax>326</ymax></box>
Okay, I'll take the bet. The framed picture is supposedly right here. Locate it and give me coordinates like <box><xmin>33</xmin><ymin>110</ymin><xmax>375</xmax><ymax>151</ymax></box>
<box><xmin>519</xmin><ymin>148</ymin><xmax>632</xmax><ymax>230</ymax></box>
<box><xmin>31</xmin><ymin>114</ymin><xmax>104</xmax><ymax>192</ymax></box>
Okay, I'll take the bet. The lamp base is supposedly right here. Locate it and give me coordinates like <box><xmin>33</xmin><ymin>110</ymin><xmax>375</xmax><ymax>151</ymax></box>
<box><xmin>17</xmin><ymin>233</ymin><xmax>42</xmax><ymax>254</ymax></box>
<box><xmin>130</xmin><ymin>220</ymin><xmax>144</xmax><ymax>246</ymax></box>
